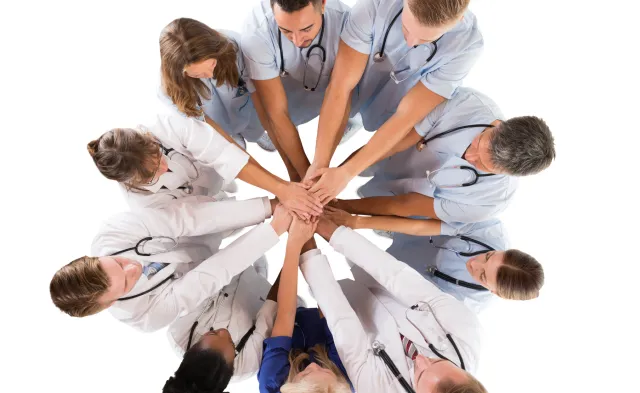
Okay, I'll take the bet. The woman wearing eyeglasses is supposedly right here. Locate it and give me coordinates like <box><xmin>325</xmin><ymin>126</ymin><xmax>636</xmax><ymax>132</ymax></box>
<box><xmin>157</xmin><ymin>18</ymin><xmax>275</xmax><ymax>152</ymax></box>
<box><xmin>323</xmin><ymin>207</ymin><xmax>544</xmax><ymax>313</ymax></box>
<box><xmin>87</xmin><ymin>114</ymin><xmax>323</xmax><ymax>219</ymax></box>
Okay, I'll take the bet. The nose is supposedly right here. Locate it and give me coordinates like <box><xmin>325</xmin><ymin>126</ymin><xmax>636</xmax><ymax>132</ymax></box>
<box><xmin>306</xmin><ymin>363</ymin><xmax>321</xmax><ymax>371</ymax></box>
<box><xmin>293</xmin><ymin>33</ymin><xmax>305</xmax><ymax>47</ymax></box>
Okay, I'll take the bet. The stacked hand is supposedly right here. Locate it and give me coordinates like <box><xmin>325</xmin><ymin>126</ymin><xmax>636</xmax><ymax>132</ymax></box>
<box><xmin>305</xmin><ymin>166</ymin><xmax>352</xmax><ymax>205</ymax></box>
<box><xmin>270</xmin><ymin>203</ymin><xmax>294</xmax><ymax>235</ymax></box>
<box><xmin>276</xmin><ymin>182</ymin><xmax>324</xmax><ymax>221</ymax></box>
<box><xmin>288</xmin><ymin>216</ymin><xmax>318</xmax><ymax>248</ymax></box>
<box><xmin>323</xmin><ymin>206</ymin><xmax>356</xmax><ymax>229</ymax></box>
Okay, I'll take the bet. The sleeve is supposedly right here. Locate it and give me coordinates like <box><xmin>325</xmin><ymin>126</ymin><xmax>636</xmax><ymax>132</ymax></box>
<box><xmin>420</xmin><ymin>36</ymin><xmax>484</xmax><ymax>99</ymax></box>
<box><xmin>340</xmin><ymin>0</ymin><xmax>378</xmax><ymax>54</ymax></box>
<box><xmin>300</xmin><ymin>251</ymin><xmax>401</xmax><ymax>392</ymax></box>
<box><xmin>241</xmin><ymin>28</ymin><xmax>280</xmax><ymax>81</ymax></box>
<box><xmin>141</xmin><ymin>223</ymin><xmax>281</xmax><ymax>332</ymax></box>
<box><xmin>233</xmin><ymin>300</ymin><xmax>278</xmax><ymax>380</ymax></box>
<box><xmin>258</xmin><ymin>336</ymin><xmax>293</xmax><ymax>393</ymax></box>
<box><xmin>156</xmin><ymin>115</ymin><xmax>249</xmax><ymax>182</ymax></box>
<box><xmin>329</xmin><ymin>226</ymin><xmax>449</xmax><ymax>306</ymax></box>
<box><xmin>434</xmin><ymin>197</ymin><xmax>498</xmax><ymax>224</ymax></box>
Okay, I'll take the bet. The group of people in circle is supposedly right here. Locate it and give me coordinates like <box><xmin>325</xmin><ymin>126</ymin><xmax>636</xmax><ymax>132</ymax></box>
<box><xmin>50</xmin><ymin>1</ymin><xmax>556</xmax><ymax>392</ymax></box>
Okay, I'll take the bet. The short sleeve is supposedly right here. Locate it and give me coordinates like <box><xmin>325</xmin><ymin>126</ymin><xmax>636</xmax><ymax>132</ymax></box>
<box><xmin>242</xmin><ymin>31</ymin><xmax>280</xmax><ymax>81</ymax></box>
<box><xmin>340</xmin><ymin>0</ymin><xmax>378</xmax><ymax>54</ymax></box>
<box><xmin>258</xmin><ymin>336</ymin><xmax>293</xmax><ymax>393</ymax></box>
<box><xmin>434</xmin><ymin>197</ymin><xmax>496</xmax><ymax>224</ymax></box>
<box><xmin>413</xmin><ymin>99</ymin><xmax>448</xmax><ymax>137</ymax></box>
<box><xmin>421</xmin><ymin>38</ymin><xmax>484</xmax><ymax>99</ymax></box>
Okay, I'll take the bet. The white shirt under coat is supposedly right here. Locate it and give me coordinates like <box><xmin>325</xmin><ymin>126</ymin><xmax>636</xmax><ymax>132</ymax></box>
<box><xmin>387</xmin><ymin>219</ymin><xmax>509</xmax><ymax>313</ymax></box>
<box><xmin>300</xmin><ymin>227</ymin><xmax>482</xmax><ymax>393</ymax></box>
<box><xmin>120</xmin><ymin>114</ymin><xmax>249</xmax><ymax>209</ymax></box>
<box><xmin>91</xmin><ymin>195</ymin><xmax>275</xmax><ymax>333</ymax></box>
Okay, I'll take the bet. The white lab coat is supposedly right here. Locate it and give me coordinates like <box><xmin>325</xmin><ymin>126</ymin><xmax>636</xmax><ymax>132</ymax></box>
<box><xmin>300</xmin><ymin>227</ymin><xmax>482</xmax><ymax>392</ymax></box>
<box><xmin>91</xmin><ymin>195</ymin><xmax>275</xmax><ymax>333</ymax></box>
<box><xmin>119</xmin><ymin>114</ymin><xmax>250</xmax><ymax>209</ymax></box>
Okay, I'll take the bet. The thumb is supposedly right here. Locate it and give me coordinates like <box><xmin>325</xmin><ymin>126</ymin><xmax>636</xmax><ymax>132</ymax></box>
<box><xmin>307</xmin><ymin>167</ymin><xmax>329</xmax><ymax>181</ymax></box>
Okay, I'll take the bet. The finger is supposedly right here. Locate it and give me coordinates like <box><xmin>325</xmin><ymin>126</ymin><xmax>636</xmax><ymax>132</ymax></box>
<box><xmin>300</xmin><ymin>194</ymin><xmax>324</xmax><ymax>214</ymax></box>
<box><xmin>307</xmin><ymin>167</ymin><xmax>328</xmax><ymax>181</ymax></box>
<box><xmin>325</xmin><ymin>206</ymin><xmax>337</xmax><ymax>213</ymax></box>
<box><xmin>321</xmin><ymin>194</ymin><xmax>334</xmax><ymax>205</ymax></box>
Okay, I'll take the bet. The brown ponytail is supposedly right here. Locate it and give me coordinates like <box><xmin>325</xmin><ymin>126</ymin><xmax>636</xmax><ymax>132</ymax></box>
<box><xmin>88</xmin><ymin>128</ymin><xmax>161</xmax><ymax>189</ymax></box>
<box><xmin>496</xmin><ymin>249</ymin><xmax>544</xmax><ymax>301</ymax></box>
<box><xmin>160</xmin><ymin>18</ymin><xmax>239</xmax><ymax>118</ymax></box>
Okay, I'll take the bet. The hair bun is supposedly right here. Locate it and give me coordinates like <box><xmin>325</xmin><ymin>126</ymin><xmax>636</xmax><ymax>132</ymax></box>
<box><xmin>87</xmin><ymin>140</ymin><xmax>99</xmax><ymax>156</ymax></box>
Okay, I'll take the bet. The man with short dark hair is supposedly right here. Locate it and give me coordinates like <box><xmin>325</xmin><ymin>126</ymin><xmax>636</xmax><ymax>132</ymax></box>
<box><xmin>241</xmin><ymin>0</ymin><xmax>361</xmax><ymax>183</ymax></box>
<box><xmin>306</xmin><ymin>0</ymin><xmax>484</xmax><ymax>202</ymax></box>
<box><xmin>331</xmin><ymin>87</ymin><xmax>556</xmax><ymax>228</ymax></box>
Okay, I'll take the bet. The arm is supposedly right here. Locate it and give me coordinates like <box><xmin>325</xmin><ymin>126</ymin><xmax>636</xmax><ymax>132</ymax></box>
<box><xmin>338</xmin><ymin>128</ymin><xmax>423</xmax><ymax>168</ymax></box>
<box><xmin>251</xmin><ymin>93</ymin><xmax>301</xmax><ymax>181</ymax></box>
<box><xmin>253</xmin><ymin>78</ymin><xmax>311</xmax><ymax>179</ymax></box>
<box><xmin>202</xmin><ymin>115</ymin><xmax>323</xmax><ymax>219</ymax></box>
<box><xmin>324</xmin><ymin>206</ymin><xmax>443</xmax><ymax>236</ymax></box>
<box><xmin>309</xmin><ymin>84</ymin><xmax>445</xmax><ymax>203</ymax></box>
<box><xmin>316</xmin><ymin>219</ymin><xmax>449</xmax><ymax>307</ymax></box>
<box><xmin>335</xmin><ymin>192</ymin><xmax>437</xmax><ymax>219</ymax></box>
<box><xmin>311</xmin><ymin>40</ymin><xmax>368</xmax><ymax>171</ymax></box>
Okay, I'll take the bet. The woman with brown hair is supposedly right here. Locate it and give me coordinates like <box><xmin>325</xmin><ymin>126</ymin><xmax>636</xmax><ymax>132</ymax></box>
<box><xmin>257</xmin><ymin>218</ymin><xmax>353</xmax><ymax>393</ymax></box>
<box><xmin>323</xmin><ymin>207</ymin><xmax>544</xmax><ymax>313</ymax></box>
<box><xmin>158</xmin><ymin>17</ymin><xmax>274</xmax><ymax>152</ymax></box>
<box><xmin>87</xmin><ymin>115</ymin><xmax>323</xmax><ymax>218</ymax></box>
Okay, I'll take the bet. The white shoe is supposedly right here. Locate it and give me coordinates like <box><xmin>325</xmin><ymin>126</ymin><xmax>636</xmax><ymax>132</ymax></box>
<box><xmin>373</xmin><ymin>229</ymin><xmax>394</xmax><ymax>239</ymax></box>
<box><xmin>231</xmin><ymin>133</ymin><xmax>247</xmax><ymax>150</ymax></box>
<box><xmin>256</xmin><ymin>132</ymin><xmax>276</xmax><ymax>152</ymax></box>
<box><xmin>339</xmin><ymin>117</ymin><xmax>363</xmax><ymax>145</ymax></box>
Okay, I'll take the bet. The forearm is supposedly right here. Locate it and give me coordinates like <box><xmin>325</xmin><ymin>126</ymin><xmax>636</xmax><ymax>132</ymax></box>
<box><xmin>353</xmin><ymin>215</ymin><xmax>442</xmax><ymax>236</ymax></box>
<box><xmin>273</xmin><ymin>242</ymin><xmax>303</xmax><ymax>336</ymax></box>
<box><xmin>336</xmin><ymin>193</ymin><xmax>437</xmax><ymax>218</ymax></box>
<box><xmin>341</xmin><ymin>128</ymin><xmax>421</xmax><ymax>168</ymax></box>
<box><xmin>266</xmin><ymin>110</ymin><xmax>311</xmax><ymax>178</ymax></box>
<box><xmin>314</xmin><ymin>86</ymin><xmax>353</xmax><ymax>167</ymax></box>
<box><xmin>236</xmin><ymin>159</ymin><xmax>288</xmax><ymax>197</ymax></box>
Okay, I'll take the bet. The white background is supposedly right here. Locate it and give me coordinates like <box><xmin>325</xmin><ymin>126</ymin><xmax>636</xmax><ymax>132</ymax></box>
<box><xmin>1</xmin><ymin>0</ymin><xmax>639</xmax><ymax>392</ymax></box>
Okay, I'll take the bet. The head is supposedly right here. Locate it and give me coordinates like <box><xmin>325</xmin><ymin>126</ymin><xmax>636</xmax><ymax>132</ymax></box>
<box><xmin>49</xmin><ymin>256</ymin><xmax>142</xmax><ymax>317</ymax></box>
<box><xmin>160</xmin><ymin>18</ymin><xmax>239</xmax><ymax>117</ymax></box>
<box><xmin>271</xmin><ymin>0</ymin><xmax>325</xmax><ymax>48</ymax></box>
<box><xmin>402</xmin><ymin>0</ymin><xmax>469</xmax><ymax>47</ymax></box>
<box><xmin>87</xmin><ymin>128</ymin><xmax>169</xmax><ymax>189</ymax></box>
<box><xmin>464</xmin><ymin>117</ymin><xmax>556</xmax><ymax>175</ymax></box>
<box><xmin>413</xmin><ymin>355</ymin><xmax>487</xmax><ymax>393</ymax></box>
<box><xmin>163</xmin><ymin>330</ymin><xmax>235</xmax><ymax>393</ymax></box>
<box><xmin>466</xmin><ymin>249</ymin><xmax>544</xmax><ymax>300</ymax></box>
<box><xmin>281</xmin><ymin>344</ymin><xmax>351</xmax><ymax>393</ymax></box>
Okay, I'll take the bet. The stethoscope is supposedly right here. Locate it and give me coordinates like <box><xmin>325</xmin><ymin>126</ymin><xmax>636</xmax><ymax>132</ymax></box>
<box><xmin>372</xmin><ymin>8</ymin><xmax>441</xmax><ymax>84</ymax></box>
<box><xmin>185</xmin><ymin>295</ymin><xmax>256</xmax><ymax>355</ymax></box>
<box><xmin>278</xmin><ymin>14</ymin><xmax>326</xmax><ymax>91</ymax></box>
<box><xmin>418</xmin><ymin>124</ymin><xmax>495</xmax><ymax>188</ymax></box>
<box><xmin>427</xmin><ymin>236</ymin><xmax>495</xmax><ymax>291</ymax></box>
<box><xmin>110</xmin><ymin>236</ymin><xmax>178</xmax><ymax>301</ymax></box>
<box><xmin>373</xmin><ymin>302</ymin><xmax>465</xmax><ymax>393</ymax></box>
<box><xmin>157</xmin><ymin>144</ymin><xmax>200</xmax><ymax>194</ymax></box>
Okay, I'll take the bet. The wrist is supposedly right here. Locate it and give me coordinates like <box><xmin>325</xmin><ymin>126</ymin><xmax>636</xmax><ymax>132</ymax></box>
<box><xmin>286</xmin><ymin>240</ymin><xmax>304</xmax><ymax>252</ymax></box>
<box><xmin>351</xmin><ymin>215</ymin><xmax>361</xmax><ymax>229</ymax></box>
<box><xmin>317</xmin><ymin>219</ymin><xmax>339</xmax><ymax>241</ymax></box>
<box><xmin>273</xmin><ymin>181</ymin><xmax>288</xmax><ymax>198</ymax></box>
<box><xmin>269</xmin><ymin>198</ymin><xmax>278</xmax><ymax>215</ymax></box>
<box><xmin>341</xmin><ymin>162</ymin><xmax>359</xmax><ymax>179</ymax></box>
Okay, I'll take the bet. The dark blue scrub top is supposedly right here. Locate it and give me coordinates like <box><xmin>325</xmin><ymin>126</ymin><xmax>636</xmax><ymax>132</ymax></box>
<box><xmin>257</xmin><ymin>307</ymin><xmax>354</xmax><ymax>393</ymax></box>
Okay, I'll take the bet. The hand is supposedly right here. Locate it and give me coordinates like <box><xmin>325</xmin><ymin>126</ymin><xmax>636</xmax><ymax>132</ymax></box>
<box><xmin>288</xmin><ymin>217</ymin><xmax>318</xmax><ymax>247</ymax></box>
<box><xmin>308</xmin><ymin>167</ymin><xmax>352</xmax><ymax>205</ymax></box>
<box><xmin>275</xmin><ymin>182</ymin><xmax>324</xmax><ymax>220</ymax></box>
<box><xmin>270</xmin><ymin>204</ymin><xmax>293</xmax><ymax>235</ymax></box>
<box><xmin>315</xmin><ymin>216</ymin><xmax>339</xmax><ymax>241</ymax></box>
<box><xmin>323</xmin><ymin>206</ymin><xmax>356</xmax><ymax>228</ymax></box>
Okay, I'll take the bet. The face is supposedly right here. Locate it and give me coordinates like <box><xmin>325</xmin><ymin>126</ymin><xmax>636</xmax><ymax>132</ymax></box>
<box><xmin>413</xmin><ymin>355</ymin><xmax>468</xmax><ymax>393</ymax></box>
<box><xmin>273</xmin><ymin>1</ymin><xmax>325</xmax><ymax>48</ymax></box>
<box><xmin>197</xmin><ymin>328</ymin><xmax>236</xmax><ymax>365</ymax></box>
<box><xmin>463</xmin><ymin>123</ymin><xmax>501</xmax><ymax>173</ymax></box>
<box><xmin>292</xmin><ymin>362</ymin><xmax>338</xmax><ymax>385</ymax></box>
<box><xmin>97</xmin><ymin>256</ymin><xmax>143</xmax><ymax>306</ymax></box>
<box><xmin>184</xmin><ymin>58</ymin><xmax>218</xmax><ymax>79</ymax></box>
<box><xmin>402</xmin><ymin>4</ymin><xmax>460</xmax><ymax>47</ymax></box>
<box><xmin>466</xmin><ymin>251</ymin><xmax>505</xmax><ymax>293</ymax></box>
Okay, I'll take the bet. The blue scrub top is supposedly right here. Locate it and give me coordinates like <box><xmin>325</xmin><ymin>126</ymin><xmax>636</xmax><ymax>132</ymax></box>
<box><xmin>360</xmin><ymin>87</ymin><xmax>518</xmax><ymax>228</ymax></box>
<box><xmin>257</xmin><ymin>307</ymin><xmax>353</xmax><ymax>393</ymax></box>
<box><xmin>157</xmin><ymin>30</ymin><xmax>264</xmax><ymax>141</ymax></box>
<box><xmin>241</xmin><ymin>0</ymin><xmax>357</xmax><ymax>126</ymax></box>
<box><xmin>387</xmin><ymin>219</ymin><xmax>509</xmax><ymax>313</ymax></box>
<box><xmin>340</xmin><ymin>0</ymin><xmax>483</xmax><ymax>131</ymax></box>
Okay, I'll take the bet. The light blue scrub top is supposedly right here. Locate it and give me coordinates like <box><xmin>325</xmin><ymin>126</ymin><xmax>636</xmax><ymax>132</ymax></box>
<box><xmin>158</xmin><ymin>30</ymin><xmax>264</xmax><ymax>142</ymax></box>
<box><xmin>386</xmin><ymin>219</ymin><xmax>508</xmax><ymax>313</ymax></box>
<box><xmin>341</xmin><ymin>0</ymin><xmax>483</xmax><ymax>131</ymax></box>
<box><xmin>360</xmin><ymin>87</ymin><xmax>519</xmax><ymax>227</ymax></box>
<box><xmin>241</xmin><ymin>0</ymin><xmax>356</xmax><ymax>126</ymax></box>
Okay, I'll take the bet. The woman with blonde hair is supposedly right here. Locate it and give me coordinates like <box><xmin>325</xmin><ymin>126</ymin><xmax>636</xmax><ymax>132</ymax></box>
<box><xmin>258</xmin><ymin>218</ymin><xmax>353</xmax><ymax>393</ymax></box>
<box><xmin>159</xmin><ymin>17</ymin><xmax>275</xmax><ymax>151</ymax></box>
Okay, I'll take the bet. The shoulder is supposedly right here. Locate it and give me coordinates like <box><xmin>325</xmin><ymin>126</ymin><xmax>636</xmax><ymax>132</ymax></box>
<box><xmin>243</xmin><ymin>0</ymin><xmax>275</xmax><ymax>36</ymax></box>
<box><xmin>91</xmin><ymin>210</ymin><xmax>149</xmax><ymax>254</ymax></box>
